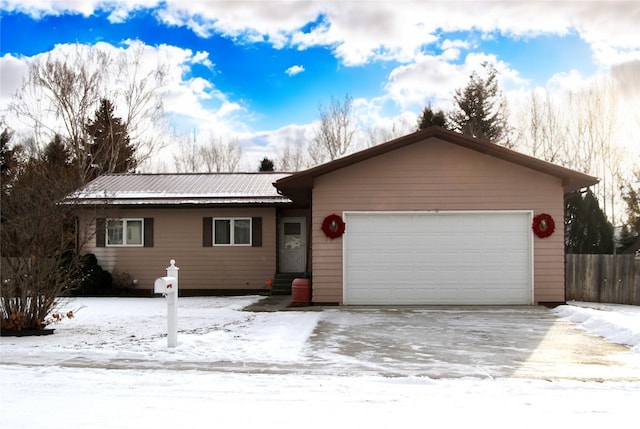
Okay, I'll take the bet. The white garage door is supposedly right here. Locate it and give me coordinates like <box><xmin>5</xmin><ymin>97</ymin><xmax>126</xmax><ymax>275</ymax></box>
<box><xmin>343</xmin><ymin>211</ymin><xmax>532</xmax><ymax>305</ymax></box>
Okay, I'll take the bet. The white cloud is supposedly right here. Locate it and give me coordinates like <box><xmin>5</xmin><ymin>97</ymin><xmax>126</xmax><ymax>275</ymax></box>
<box><xmin>2</xmin><ymin>1</ymin><xmax>639</xmax><ymax>68</ymax></box>
<box><xmin>611</xmin><ymin>60</ymin><xmax>640</xmax><ymax>146</ymax></box>
<box><xmin>157</xmin><ymin>0</ymin><xmax>320</xmax><ymax>41</ymax></box>
<box><xmin>441</xmin><ymin>39</ymin><xmax>470</xmax><ymax>51</ymax></box>
<box><xmin>590</xmin><ymin>40</ymin><xmax>640</xmax><ymax>70</ymax></box>
<box><xmin>545</xmin><ymin>69</ymin><xmax>592</xmax><ymax>94</ymax></box>
<box><xmin>384</xmin><ymin>53</ymin><xmax>461</xmax><ymax>110</ymax></box>
<box><xmin>186</xmin><ymin>77</ymin><xmax>212</xmax><ymax>99</ymax></box>
<box><xmin>611</xmin><ymin>60</ymin><xmax>640</xmax><ymax>102</ymax></box>
<box><xmin>191</xmin><ymin>51</ymin><xmax>214</xmax><ymax>70</ymax></box>
<box><xmin>382</xmin><ymin>51</ymin><xmax>526</xmax><ymax>113</ymax></box>
<box><xmin>0</xmin><ymin>53</ymin><xmax>28</xmax><ymax>106</ymax></box>
<box><xmin>234</xmin><ymin>123</ymin><xmax>313</xmax><ymax>171</ymax></box>
<box><xmin>285</xmin><ymin>65</ymin><xmax>305</xmax><ymax>76</ymax></box>
<box><xmin>440</xmin><ymin>38</ymin><xmax>471</xmax><ymax>61</ymax></box>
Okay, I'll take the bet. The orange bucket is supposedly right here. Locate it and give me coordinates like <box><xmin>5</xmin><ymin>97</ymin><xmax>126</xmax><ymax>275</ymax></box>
<box><xmin>291</xmin><ymin>278</ymin><xmax>311</xmax><ymax>304</ymax></box>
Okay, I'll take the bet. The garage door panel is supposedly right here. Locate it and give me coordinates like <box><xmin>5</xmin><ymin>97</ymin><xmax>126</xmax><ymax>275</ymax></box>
<box><xmin>344</xmin><ymin>212</ymin><xmax>532</xmax><ymax>305</ymax></box>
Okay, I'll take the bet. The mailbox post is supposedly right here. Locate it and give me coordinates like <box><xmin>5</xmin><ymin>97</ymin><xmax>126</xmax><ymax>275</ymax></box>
<box><xmin>154</xmin><ymin>259</ymin><xmax>180</xmax><ymax>348</ymax></box>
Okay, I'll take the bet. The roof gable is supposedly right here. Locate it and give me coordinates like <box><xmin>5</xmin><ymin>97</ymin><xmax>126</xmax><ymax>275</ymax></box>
<box><xmin>275</xmin><ymin>127</ymin><xmax>598</xmax><ymax>203</ymax></box>
<box><xmin>69</xmin><ymin>172</ymin><xmax>292</xmax><ymax>207</ymax></box>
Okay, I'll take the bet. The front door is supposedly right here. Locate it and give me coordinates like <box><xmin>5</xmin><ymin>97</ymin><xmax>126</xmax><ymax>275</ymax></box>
<box><xmin>279</xmin><ymin>217</ymin><xmax>306</xmax><ymax>273</ymax></box>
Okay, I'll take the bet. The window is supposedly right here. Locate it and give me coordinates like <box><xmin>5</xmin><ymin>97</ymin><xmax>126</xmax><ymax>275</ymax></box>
<box><xmin>107</xmin><ymin>219</ymin><xmax>144</xmax><ymax>246</ymax></box>
<box><xmin>203</xmin><ymin>217</ymin><xmax>261</xmax><ymax>248</ymax></box>
<box><xmin>214</xmin><ymin>218</ymin><xmax>251</xmax><ymax>246</ymax></box>
<box><xmin>284</xmin><ymin>222</ymin><xmax>302</xmax><ymax>249</ymax></box>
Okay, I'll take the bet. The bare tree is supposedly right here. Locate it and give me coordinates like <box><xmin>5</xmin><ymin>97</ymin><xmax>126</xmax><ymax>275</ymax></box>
<box><xmin>518</xmin><ymin>91</ymin><xmax>566</xmax><ymax>163</ymax></box>
<box><xmin>10</xmin><ymin>47</ymin><xmax>107</xmax><ymax>183</ymax></box>
<box><xmin>9</xmin><ymin>43</ymin><xmax>167</xmax><ymax>183</ymax></box>
<box><xmin>309</xmin><ymin>94</ymin><xmax>357</xmax><ymax>164</ymax></box>
<box><xmin>200</xmin><ymin>136</ymin><xmax>242</xmax><ymax>172</ymax></box>
<box><xmin>366</xmin><ymin>117</ymin><xmax>414</xmax><ymax>148</ymax></box>
<box><xmin>1</xmin><ymin>132</ymin><xmax>90</xmax><ymax>332</ymax></box>
<box><xmin>564</xmin><ymin>80</ymin><xmax>622</xmax><ymax>223</ymax></box>
<box><xmin>173</xmin><ymin>133</ymin><xmax>202</xmax><ymax>173</ymax></box>
<box><xmin>278</xmin><ymin>141</ymin><xmax>306</xmax><ymax>172</ymax></box>
<box><xmin>517</xmin><ymin>78</ymin><xmax>624</xmax><ymax>224</ymax></box>
<box><xmin>174</xmin><ymin>134</ymin><xmax>243</xmax><ymax>172</ymax></box>
<box><xmin>115</xmin><ymin>43</ymin><xmax>168</xmax><ymax>165</ymax></box>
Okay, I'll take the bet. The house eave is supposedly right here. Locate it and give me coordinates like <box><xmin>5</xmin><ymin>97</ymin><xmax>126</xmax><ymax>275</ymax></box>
<box><xmin>64</xmin><ymin>196</ymin><xmax>293</xmax><ymax>208</ymax></box>
<box><xmin>275</xmin><ymin>127</ymin><xmax>599</xmax><ymax>199</ymax></box>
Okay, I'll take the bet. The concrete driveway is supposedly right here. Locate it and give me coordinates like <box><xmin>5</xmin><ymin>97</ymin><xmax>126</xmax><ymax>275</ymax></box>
<box><xmin>3</xmin><ymin>298</ymin><xmax>638</xmax><ymax>381</ymax></box>
<box><xmin>299</xmin><ymin>306</ymin><xmax>640</xmax><ymax>381</ymax></box>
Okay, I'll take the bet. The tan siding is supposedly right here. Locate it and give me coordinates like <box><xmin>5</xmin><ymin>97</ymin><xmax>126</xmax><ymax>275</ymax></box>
<box><xmin>311</xmin><ymin>138</ymin><xmax>565</xmax><ymax>304</ymax></box>
<box><xmin>80</xmin><ymin>207</ymin><xmax>276</xmax><ymax>293</ymax></box>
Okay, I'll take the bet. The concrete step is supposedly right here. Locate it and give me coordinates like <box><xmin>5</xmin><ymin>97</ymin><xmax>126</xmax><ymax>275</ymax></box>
<box><xmin>270</xmin><ymin>273</ymin><xmax>305</xmax><ymax>295</ymax></box>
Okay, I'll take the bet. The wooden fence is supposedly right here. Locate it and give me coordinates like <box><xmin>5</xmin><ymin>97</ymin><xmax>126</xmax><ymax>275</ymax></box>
<box><xmin>565</xmin><ymin>254</ymin><xmax>640</xmax><ymax>305</ymax></box>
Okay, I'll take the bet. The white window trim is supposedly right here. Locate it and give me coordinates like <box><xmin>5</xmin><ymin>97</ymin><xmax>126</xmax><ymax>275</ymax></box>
<box><xmin>106</xmin><ymin>218</ymin><xmax>145</xmax><ymax>247</ymax></box>
<box><xmin>213</xmin><ymin>217</ymin><xmax>252</xmax><ymax>246</ymax></box>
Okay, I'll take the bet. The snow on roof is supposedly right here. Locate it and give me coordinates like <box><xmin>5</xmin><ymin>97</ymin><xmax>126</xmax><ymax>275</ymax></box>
<box><xmin>68</xmin><ymin>173</ymin><xmax>293</xmax><ymax>206</ymax></box>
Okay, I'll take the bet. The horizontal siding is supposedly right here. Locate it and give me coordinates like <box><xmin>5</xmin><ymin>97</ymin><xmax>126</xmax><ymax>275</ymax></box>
<box><xmin>80</xmin><ymin>207</ymin><xmax>276</xmax><ymax>293</ymax></box>
<box><xmin>311</xmin><ymin>138</ymin><xmax>566</xmax><ymax>304</ymax></box>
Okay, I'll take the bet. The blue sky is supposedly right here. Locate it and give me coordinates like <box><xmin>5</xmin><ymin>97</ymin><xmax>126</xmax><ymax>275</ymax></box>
<box><xmin>1</xmin><ymin>1</ymin><xmax>638</xmax><ymax>171</ymax></box>
<box><xmin>0</xmin><ymin>9</ymin><xmax>597</xmax><ymax>128</ymax></box>
<box><xmin>1</xmin><ymin>7</ymin><xmax>398</xmax><ymax>129</ymax></box>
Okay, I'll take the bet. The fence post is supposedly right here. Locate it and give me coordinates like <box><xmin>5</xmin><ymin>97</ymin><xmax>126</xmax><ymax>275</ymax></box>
<box><xmin>566</xmin><ymin>254</ymin><xmax>638</xmax><ymax>305</ymax></box>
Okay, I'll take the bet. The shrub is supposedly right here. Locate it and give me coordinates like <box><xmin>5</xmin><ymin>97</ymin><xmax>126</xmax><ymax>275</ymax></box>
<box><xmin>70</xmin><ymin>254</ymin><xmax>113</xmax><ymax>296</ymax></box>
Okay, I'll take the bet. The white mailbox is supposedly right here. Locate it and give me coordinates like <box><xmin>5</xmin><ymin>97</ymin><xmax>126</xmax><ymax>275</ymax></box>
<box><xmin>154</xmin><ymin>276</ymin><xmax>177</xmax><ymax>294</ymax></box>
<box><xmin>156</xmin><ymin>260</ymin><xmax>180</xmax><ymax>348</ymax></box>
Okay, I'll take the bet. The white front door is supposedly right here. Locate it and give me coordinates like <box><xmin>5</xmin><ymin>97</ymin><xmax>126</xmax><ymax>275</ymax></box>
<box><xmin>279</xmin><ymin>217</ymin><xmax>307</xmax><ymax>273</ymax></box>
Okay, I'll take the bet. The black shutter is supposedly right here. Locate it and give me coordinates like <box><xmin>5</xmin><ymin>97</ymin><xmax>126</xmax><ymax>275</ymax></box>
<box><xmin>252</xmin><ymin>217</ymin><xmax>262</xmax><ymax>247</ymax></box>
<box><xmin>144</xmin><ymin>218</ymin><xmax>154</xmax><ymax>247</ymax></box>
<box><xmin>96</xmin><ymin>218</ymin><xmax>106</xmax><ymax>247</ymax></box>
<box><xmin>203</xmin><ymin>217</ymin><xmax>213</xmax><ymax>247</ymax></box>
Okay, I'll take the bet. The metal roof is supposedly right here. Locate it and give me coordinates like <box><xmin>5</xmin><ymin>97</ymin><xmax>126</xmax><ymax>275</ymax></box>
<box><xmin>69</xmin><ymin>173</ymin><xmax>293</xmax><ymax>206</ymax></box>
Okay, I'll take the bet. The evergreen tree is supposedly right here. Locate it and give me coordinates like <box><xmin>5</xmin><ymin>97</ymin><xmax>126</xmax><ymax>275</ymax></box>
<box><xmin>42</xmin><ymin>134</ymin><xmax>80</xmax><ymax>190</ymax></box>
<box><xmin>259</xmin><ymin>157</ymin><xmax>275</xmax><ymax>171</ymax></box>
<box><xmin>449</xmin><ymin>62</ymin><xmax>512</xmax><ymax>147</ymax></box>
<box><xmin>1</xmin><ymin>128</ymin><xmax>18</xmax><ymax>198</ymax></box>
<box><xmin>565</xmin><ymin>189</ymin><xmax>614</xmax><ymax>254</ymax></box>
<box><xmin>85</xmin><ymin>98</ymin><xmax>136</xmax><ymax>181</ymax></box>
<box><xmin>417</xmin><ymin>105</ymin><xmax>447</xmax><ymax>130</ymax></box>
<box><xmin>619</xmin><ymin>168</ymin><xmax>640</xmax><ymax>252</ymax></box>
<box><xmin>622</xmin><ymin>169</ymin><xmax>640</xmax><ymax>234</ymax></box>
<box><xmin>43</xmin><ymin>134</ymin><xmax>70</xmax><ymax>169</ymax></box>
<box><xmin>617</xmin><ymin>225</ymin><xmax>638</xmax><ymax>253</ymax></box>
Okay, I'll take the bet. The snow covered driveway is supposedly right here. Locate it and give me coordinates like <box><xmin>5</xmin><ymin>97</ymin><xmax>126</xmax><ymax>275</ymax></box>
<box><xmin>1</xmin><ymin>297</ymin><xmax>640</xmax><ymax>428</ymax></box>
<box><xmin>1</xmin><ymin>297</ymin><xmax>638</xmax><ymax>380</ymax></box>
<box><xmin>307</xmin><ymin>306</ymin><xmax>640</xmax><ymax>380</ymax></box>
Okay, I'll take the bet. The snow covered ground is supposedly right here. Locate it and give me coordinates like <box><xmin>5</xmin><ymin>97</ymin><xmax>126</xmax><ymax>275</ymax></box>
<box><xmin>1</xmin><ymin>297</ymin><xmax>639</xmax><ymax>428</ymax></box>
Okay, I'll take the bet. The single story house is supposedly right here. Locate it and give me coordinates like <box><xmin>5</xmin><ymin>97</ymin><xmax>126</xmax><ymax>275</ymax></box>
<box><xmin>71</xmin><ymin>127</ymin><xmax>598</xmax><ymax>305</ymax></box>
